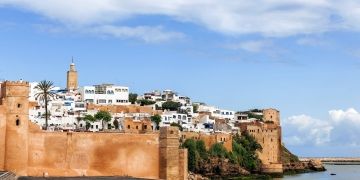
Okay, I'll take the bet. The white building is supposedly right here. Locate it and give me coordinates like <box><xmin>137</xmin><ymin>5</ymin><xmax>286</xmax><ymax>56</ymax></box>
<box><xmin>198</xmin><ymin>105</ymin><xmax>235</xmax><ymax>121</ymax></box>
<box><xmin>160</xmin><ymin>111</ymin><xmax>193</xmax><ymax>130</ymax></box>
<box><xmin>80</xmin><ymin>84</ymin><xmax>130</xmax><ymax>105</ymax></box>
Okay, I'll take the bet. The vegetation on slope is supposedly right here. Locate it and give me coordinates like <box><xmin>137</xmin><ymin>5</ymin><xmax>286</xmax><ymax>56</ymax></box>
<box><xmin>281</xmin><ymin>145</ymin><xmax>300</xmax><ymax>164</ymax></box>
<box><xmin>182</xmin><ymin>132</ymin><xmax>262</xmax><ymax>176</ymax></box>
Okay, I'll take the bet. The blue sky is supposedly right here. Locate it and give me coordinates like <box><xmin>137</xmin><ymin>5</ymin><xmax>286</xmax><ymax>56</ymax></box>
<box><xmin>1</xmin><ymin>1</ymin><xmax>360</xmax><ymax>157</ymax></box>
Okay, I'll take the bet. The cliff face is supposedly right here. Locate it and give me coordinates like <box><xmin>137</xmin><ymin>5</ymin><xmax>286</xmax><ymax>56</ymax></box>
<box><xmin>197</xmin><ymin>157</ymin><xmax>250</xmax><ymax>177</ymax></box>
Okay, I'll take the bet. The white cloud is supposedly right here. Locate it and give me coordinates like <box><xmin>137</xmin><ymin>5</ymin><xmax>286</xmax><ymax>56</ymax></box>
<box><xmin>284</xmin><ymin>108</ymin><xmax>360</xmax><ymax>147</ymax></box>
<box><xmin>284</xmin><ymin>115</ymin><xmax>333</xmax><ymax>146</ymax></box>
<box><xmin>329</xmin><ymin>108</ymin><xmax>360</xmax><ymax>124</ymax></box>
<box><xmin>90</xmin><ymin>25</ymin><xmax>185</xmax><ymax>43</ymax></box>
<box><xmin>296</xmin><ymin>37</ymin><xmax>329</xmax><ymax>46</ymax></box>
<box><xmin>1</xmin><ymin>0</ymin><xmax>360</xmax><ymax>37</ymax></box>
<box><xmin>226</xmin><ymin>40</ymin><xmax>272</xmax><ymax>53</ymax></box>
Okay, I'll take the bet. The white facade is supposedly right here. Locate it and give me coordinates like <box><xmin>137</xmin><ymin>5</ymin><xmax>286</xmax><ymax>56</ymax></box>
<box><xmin>198</xmin><ymin>105</ymin><xmax>235</xmax><ymax>121</ymax></box>
<box><xmin>80</xmin><ymin>84</ymin><xmax>130</xmax><ymax>105</ymax></box>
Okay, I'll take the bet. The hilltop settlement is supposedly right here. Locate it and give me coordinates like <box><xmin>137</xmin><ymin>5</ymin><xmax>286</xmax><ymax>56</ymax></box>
<box><xmin>0</xmin><ymin>62</ymin><xmax>324</xmax><ymax>179</ymax></box>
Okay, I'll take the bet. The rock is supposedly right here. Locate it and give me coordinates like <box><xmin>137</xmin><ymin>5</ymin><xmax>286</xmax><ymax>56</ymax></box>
<box><xmin>188</xmin><ymin>172</ymin><xmax>209</xmax><ymax>180</ymax></box>
<box><xmin>196</xmin><ymin>157</ymin><xmax>250</xmax><ymax>177</ymax></box>
<box><xmin>284</xmin><ymin>159</ymin><xmax>326</xmax><ymax>173</ymax></box>
<box><xmin>308</xmin><ymin>159</ymin><xmax>326</xmax><ymax>171</ymax></box>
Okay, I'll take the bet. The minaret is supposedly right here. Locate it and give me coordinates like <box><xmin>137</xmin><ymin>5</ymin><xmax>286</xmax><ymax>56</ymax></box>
<box><xmin>66</xmin><ymin>58</ymin><xmax>78</xmax><ymax>91</ymax></box>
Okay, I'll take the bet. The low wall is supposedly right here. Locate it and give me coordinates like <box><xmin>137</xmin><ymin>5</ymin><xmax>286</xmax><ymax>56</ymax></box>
<box><xmin>27</xmin><ymin>132</ymin><xmax>160</xmax><ymax>179</ymax></box>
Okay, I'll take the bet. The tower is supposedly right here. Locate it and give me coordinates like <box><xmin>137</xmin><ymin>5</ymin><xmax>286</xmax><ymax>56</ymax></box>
<box><xmin>1</xmin><ymin>81</ymin><xmax>30</xmax><ymax>175</ymax></box>
<box><xmin>263</xmin><ymin>108</ymin><xmax>280</xmax><ymax>126</ymax></box>
<box><xmin>66</xmin><ymin>59</ymin><xmax>78</xmax><ymax>91</ymax></box>
<box><xmin>159</xmin><ymin>126</ymin><xmax>180</xmax><ymax>180</ymax></box>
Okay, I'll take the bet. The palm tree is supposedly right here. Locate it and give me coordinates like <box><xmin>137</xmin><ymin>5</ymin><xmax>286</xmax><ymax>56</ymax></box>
<box><xmin>35</xmin><ymin>80</ymin><xmax>56</xmax><ymax>130</ymax></box>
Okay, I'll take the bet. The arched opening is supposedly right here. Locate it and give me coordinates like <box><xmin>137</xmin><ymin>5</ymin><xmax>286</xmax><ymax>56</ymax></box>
<box><xmin>16</xmin><ymin>119</ymin><xmax>20</xmax><ymax>126</ymax></box>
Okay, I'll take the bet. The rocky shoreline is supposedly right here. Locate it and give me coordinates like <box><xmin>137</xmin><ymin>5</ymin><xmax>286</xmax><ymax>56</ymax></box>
<box><xmin>283</xmin><ymin>159</ymin><xmax>326</xmax><ymax>174</ymax></box>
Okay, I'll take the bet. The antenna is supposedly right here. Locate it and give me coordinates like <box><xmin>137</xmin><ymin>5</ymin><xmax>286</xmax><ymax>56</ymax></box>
<box><xmin>72</xmin><ymin>56</ymin><xmax>74</xmax><ymax>63</ymax></box>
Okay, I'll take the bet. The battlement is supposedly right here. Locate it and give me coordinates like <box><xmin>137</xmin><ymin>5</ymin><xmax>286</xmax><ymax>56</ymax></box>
<box><xmin>0</xmin><ymin>80</ymin><xmax>30</xmax><ymax>99</ymax></box>
<box><xmin>2</xmin><ymin>81</ymin><xmax>29</xmax><ymax>86</ymax></box>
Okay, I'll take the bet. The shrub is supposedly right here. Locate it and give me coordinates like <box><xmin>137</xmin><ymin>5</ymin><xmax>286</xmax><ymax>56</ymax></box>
<box><xmin>162</xmin><ymin>101</ymin><xmax>181</xmax><ymax>111</ymax></box>
<box><xmin>137</xmin><ymin>99</ymin><xmax>156</xmax><ymax>106</ymax></box>
<box><xmin>183</xmin><ymin>139</ymin><xmax>197</xmax><ymax>172</ymax></box>
<box><xmin>209</xmin><ymin>143</ymin><xmax>228</xmax><ymax>158</ymax></box>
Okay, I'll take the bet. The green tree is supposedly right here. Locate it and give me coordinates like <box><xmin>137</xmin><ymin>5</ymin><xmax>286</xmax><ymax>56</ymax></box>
<box><xmin>232</xmin><ymin>132</ymin><xmax>262</xmax><ymax>171</ymax></box>
<box><xmin>129</xmin><ymin>93</ymin><xmax>138</xmax><ymax>104</ymax></box>
<box><xmin>196</xmin><ymin>140</ymin><xmax>208</xmax><ymax>160</ymax></box>
<box><xmin>137</xmin><ymin>99</ymin><xmax>156</xmax><ymax>106</ymax></box>
<box><xmin>84</xmin><ymin>114</ymin><xmax>96</xmax><ymax>122</ymax></box>
<box><xmin>162</xmin><ymin>101</ymin><xmax>181</xmax><ymax>111</ymax></box>
<box><xmin>34</xmin><ymin>80</ymin><xmax>56</xmax><ymax>130</ymax></box>
<box><xmin>193</xmin><ymin>104</ymin><xmax>199</xmax><ymax>113</ymax></box>
<box><xmin>209</xmin><ymin>143</ymin><xmax>228</xmax><ymax>158</ymax></box>
<box><xmin>113</xmin><ymin>119</ymin><xmax>119</xmax><ymax>129</ymax></box>
<box><xmin>151</xmin><ymin>114</ymin><xmax>162</xmax><ymax>130</ymax></box>
<box><xmin>95</xmin><ymin>110</ymin><xmax>112</xmax><ymax>130</ymax></box>
<box><xmin>83</xmin><ymin>114</ymin><xmax>95</xmax><ymax>131</ymax></box>
<box><xmin>182</xmin><ymin>139</ymin><xmax>197</xmax><ymax>172</ymax></box>
<box><xmin>247</xmin><ymin>113</ymin><xmax>263</xmax><ymax>120</ymax></box>
<box><xmin>85</xmin><ymin>121</ymin><xmax>91</xmax><ymax>130</ymax></box>
<box><xmin>170</xmin><ymin>122</ymin><xmax>183</xmax><ymax>131</ymax></box>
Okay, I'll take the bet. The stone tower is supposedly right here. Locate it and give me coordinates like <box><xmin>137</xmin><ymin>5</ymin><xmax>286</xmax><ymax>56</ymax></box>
<box><xmin>159</xmin><ymin>126</ymin><xmax>181</xmax><ymax>180</ymax></box>
<box><xmin>0</xmin><ymin>81</ymin><xmax>30</xmax><ymax>175</ymax></box>
<box><xmin>66</xmin><ymin>60</ymin><xmax>78</xmax><ymax>91</ymax></box>
<box><xmin>263</xmin><ymin>108</ymin><xmax>280</xmax><ymax>126</ymax></box>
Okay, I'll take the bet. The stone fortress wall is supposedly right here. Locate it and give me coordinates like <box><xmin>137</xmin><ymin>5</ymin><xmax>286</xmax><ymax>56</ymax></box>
<box><xmin>247</xmin><ymin>108</ymin><xmax>283</xmax><ymax>174</ymax></box>
<box><xmin>0</xmin><ymin>81</ymin><xmax>187</xmax><ymax>180</ymax></box>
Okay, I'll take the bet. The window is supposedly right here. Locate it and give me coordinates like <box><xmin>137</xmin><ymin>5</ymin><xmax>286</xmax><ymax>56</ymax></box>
<box><xmin>98</xmin><ymin>99</ymin><xmax>106</xmax><ymax>104</ymax></box>
<box><xmin>17</xmin><ymin>104</ymin><xmax>21</xmax><ymax>108</ymax></box>
<box><xmin>91</xmin><ymin>125</ymin><xmax>94</xmax><ymax>128</ymax></box>
<box><xmin>136</xmin><ymin>126</ymin><xmax>138</xmax><ymax>129</ymax></box>
<box><xmin>144</xmin><ymin>125</ymin><xmax>147</xmax><ymax>129</ymax></box>
<box><xmin>128</xmin><ymin>125</ymin><xmax>130</xmax><ymax>129</ymax></box>
<box><xmin>16</xmin><ymin>119</ymin><xmax>20</xmax><ymax>126</ymax></box>
<box><xmin>86</xmin><ymin>99</ymin><xmax>94</xmax><ymax>103</ymax></box>
<box><xmin>80</xmin><ymin>124</ymin><xmax>83</xmax><ymax>127</ymax></box>
<box><xmin>108</xmin><ymin>100</ymin><xmax>112</xmax><ymax>103</ymax></box>
<box><xmin>96</xmin><ymin>125</ymin><xmax>98</xmax><ymax>129</ymax></box>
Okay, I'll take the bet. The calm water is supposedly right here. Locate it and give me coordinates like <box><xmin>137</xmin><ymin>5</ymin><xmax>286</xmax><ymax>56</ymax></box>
<box><xmin>278</xmin><ymin>165</ymin><xmax>360</xmax><ymax>180</ymax></box>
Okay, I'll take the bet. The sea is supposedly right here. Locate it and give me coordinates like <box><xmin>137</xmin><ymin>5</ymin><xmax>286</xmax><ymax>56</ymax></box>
<box><xmin>278</xmin><ymin>164</ymin><xmax>360</xmax><ymax>180</ymax></box>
